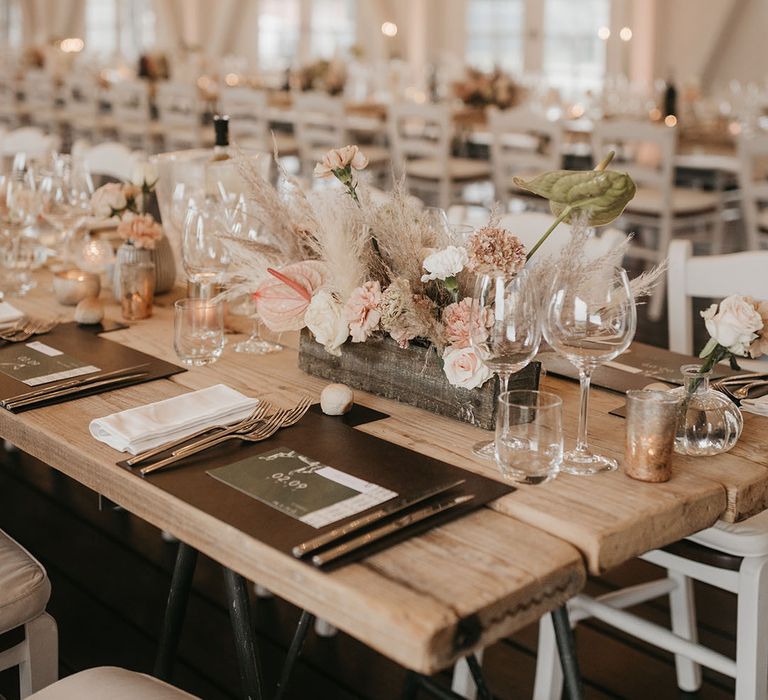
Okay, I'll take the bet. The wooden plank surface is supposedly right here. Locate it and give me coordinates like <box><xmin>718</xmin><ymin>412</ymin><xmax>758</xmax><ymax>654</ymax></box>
<box><xmin>16</xmin><ymin>283</ymin><xmax>768</xmax><ymax>578</ymax></box>
<box><xmin>0</xmin><ymin>285</ymin><xmax>585</xmax><ymax>674</ymax></box>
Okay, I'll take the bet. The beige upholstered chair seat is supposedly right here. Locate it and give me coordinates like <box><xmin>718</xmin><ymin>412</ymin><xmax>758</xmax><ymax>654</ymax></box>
<box><xmin>0</xmin><ymin>529</ymin><xmax>50</xmax><ymax>633</ymax></box>
<box><xmin>231</xmin><ymin>132</ymin><xmax>299</xmax><ymax>156</ymax></box>
<box><xmin>406</xmin><ymin>157</ymin><xmax>490</xmax><ymax>181</ymax></box>
<box><xmin>627</xmin><ymin>185</ymin><xmax>720</xmax><ymax>216</ymax></box>
<box><xmin>28</xmin><ymin>667</ymin><xmax>199</xmax><ymax>699</ymax></box>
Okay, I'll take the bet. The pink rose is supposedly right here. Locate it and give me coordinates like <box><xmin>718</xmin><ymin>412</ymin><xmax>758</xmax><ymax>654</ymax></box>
<box><xmin>442</xmin><ymin>298</ymin><xmax>491</xmax><ymax>349</ymax></box>
<box><xmin>702</xmin><ymin>294</ymin><xmax>764</xmax><ymax>356</ymax></box>
<box><xmin>442</xmin><ymin>346</ymin><xmax>493</xmax><ymax>389</ymax></box>
<box><xmin>116</xmin><ymin>213</ymin><xmax>163</xmax><ymax>249</ymax></box>
<box><xmin>345</xmin><ymin>280</ymin><xmax>382</xmax><ymax>343</ymax></box>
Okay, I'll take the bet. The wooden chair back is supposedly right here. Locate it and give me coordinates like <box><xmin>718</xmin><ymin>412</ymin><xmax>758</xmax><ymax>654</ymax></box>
<box><xmin>738</xmin><ymin>131</ymin><xmax>768</xmax><ymax>250</ymax></box>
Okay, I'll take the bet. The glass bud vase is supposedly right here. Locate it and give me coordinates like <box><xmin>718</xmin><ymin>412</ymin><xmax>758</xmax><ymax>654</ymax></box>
<box><xmin>672</xmin><ymin>364</ymin><xmax>743</xmax><ymax>456</ymax></box>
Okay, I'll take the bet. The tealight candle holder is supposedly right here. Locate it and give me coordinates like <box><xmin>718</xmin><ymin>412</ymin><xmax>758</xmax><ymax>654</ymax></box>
<box><xmin>77</xmin><ymin>236</ymin><xmax>115</xmax><ymax>274</ymax></box>
<box><xmin>624</xmin><ymin>389</ymin><xmax>681</xmax><ymax>483</ymax></box>
<box><xmin>53</xmin><ymin>269</ymin><xmax>101</xmax><ymax>306</ymax></box>
<box><xmin>120</xmin><ymin>261</ymin><xmax>156</xmax><ymax>321</ymax></box>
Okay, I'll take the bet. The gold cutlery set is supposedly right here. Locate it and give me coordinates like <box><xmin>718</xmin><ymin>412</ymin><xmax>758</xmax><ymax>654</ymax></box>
<box><xmin>0</xmin><ymin>317</ymin><xmax>59</xmax><ymax>343</ymax></box>
<box><xmin>712</xmin><ymin>372</ymin><xmax>768</xmax><ymax>400</ymax></box>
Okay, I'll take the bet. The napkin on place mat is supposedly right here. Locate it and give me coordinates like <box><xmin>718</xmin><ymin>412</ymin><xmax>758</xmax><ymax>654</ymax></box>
<box><xmin>89</xmin><ymin>384</ymin><xmax>260</xmax><ymax>454</ymax></box>
<box><xmin>0</xmin><ymin>302</ymin><xmax>25</xmax><ymax>328</ymax></box>
<box><xmin>740</xmin><ymin>395</ymin><xmax>768</xmax><ymax>417</ymax></box>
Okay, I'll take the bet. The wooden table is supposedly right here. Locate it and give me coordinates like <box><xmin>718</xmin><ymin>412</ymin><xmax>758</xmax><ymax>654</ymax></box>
<box><xmin>5</xmin><ymin>280</ymin><xmax>768</xmax><ymax>690</ymax></box>
<box><xmin>0</xmin><ymin>284</ymin><xmax>584</xmax><ymax>682</ymax></box>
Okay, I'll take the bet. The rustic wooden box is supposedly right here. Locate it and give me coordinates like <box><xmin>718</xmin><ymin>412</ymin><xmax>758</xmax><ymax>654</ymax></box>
<box><xmin>298</xmin><ymin>329</ymin><xmax>540</xmax><ymax>430</ymax></box>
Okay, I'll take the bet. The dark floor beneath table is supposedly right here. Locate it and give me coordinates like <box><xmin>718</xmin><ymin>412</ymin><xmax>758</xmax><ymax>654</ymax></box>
<box><xmin>0</xmin><ymin>300</ymin><xmax>738</xmax><ymax>700</ymax></box>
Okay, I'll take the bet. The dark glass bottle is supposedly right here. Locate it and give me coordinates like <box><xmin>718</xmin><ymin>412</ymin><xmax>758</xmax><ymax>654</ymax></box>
<box><xmin>211</xmin><ymin>115</ymin><xmax>230</xmax><ymax>161</ymax></box>
<box><xmin>663</xmin><ymin>76</ymin><xmax>677</xmax><ymax>117</ymax></box>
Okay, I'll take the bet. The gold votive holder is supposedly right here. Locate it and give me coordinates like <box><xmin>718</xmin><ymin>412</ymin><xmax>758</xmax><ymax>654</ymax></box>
<box><xmin>53</xmin><ymin>269</ymin><xmax>101</xmax><ymax>306</ymax></box>
<box><xmin>624</xmin><ymin>389</ymin><xmax>681</xmax><ymax>483</ymax></box>
<box><xmin>120</xmin><ymin>260</ymin><xmax>155</xmax><ymax>321</ymax></box>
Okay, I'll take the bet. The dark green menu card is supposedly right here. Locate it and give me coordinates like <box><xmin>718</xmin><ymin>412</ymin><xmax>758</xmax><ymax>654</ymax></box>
<box><xmin>208</xmin><ymin>447</ymin><xmax>397</xmax><ymax>529</ymax></box>
<box><xmin>0</xmin><ymin>341</ymin><xmax>99</xmax><ymax>386</ymax></box>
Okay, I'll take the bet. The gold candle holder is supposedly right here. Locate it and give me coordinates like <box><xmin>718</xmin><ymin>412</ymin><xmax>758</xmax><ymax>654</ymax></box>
<box><xmin>53</xmin><ymin>269</ymin><xmax>101</xmax><ymax>306</ymax></box>
<box><xmin>624</xmin><ymin>389</ymin><xmax>681</xmax><ymax>483</ymax></box>
<box><xmin>120</xmin><ymin>261</ymin><xmax>155</xmax><ymax>321</ymax></box>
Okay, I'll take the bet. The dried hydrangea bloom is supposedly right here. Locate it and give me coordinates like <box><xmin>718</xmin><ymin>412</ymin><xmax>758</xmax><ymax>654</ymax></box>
<box><xmin>380</xmin><ymin>278</ymin><xmax>440</xmax><ymax>349</ymax></box>
<box><xmin>466</xmin><ymin>226</ymin><xmax>526</xmax><ymax>276</ymax></box>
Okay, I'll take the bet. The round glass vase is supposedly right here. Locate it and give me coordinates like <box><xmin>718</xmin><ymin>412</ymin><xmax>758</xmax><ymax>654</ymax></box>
<box><xmin>672</xmin><ymin>364</ymin><xmax>743</xmax><ymax>456</ymax></box>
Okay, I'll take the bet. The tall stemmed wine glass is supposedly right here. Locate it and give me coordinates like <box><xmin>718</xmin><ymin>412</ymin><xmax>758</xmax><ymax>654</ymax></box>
<box><xmin>469</xmin><ymin>267</ymin><xmax>541</xmax><ymax>458</ymax></box>
<box><xmin>543</xmin><ymin>265</ymin><xmax>637</xmax><ymax>475</ymax></box>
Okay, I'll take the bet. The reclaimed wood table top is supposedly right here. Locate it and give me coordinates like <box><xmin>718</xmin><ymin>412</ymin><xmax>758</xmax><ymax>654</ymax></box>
<box><xmin>6</xmin><ymin>277</ymin><xmax>768</xmax><ymax>667</ymax></box>
<box><xmin>0</xmin><ymin>282</ymin><xmax>583</xmax><ymax>675</ymax></box>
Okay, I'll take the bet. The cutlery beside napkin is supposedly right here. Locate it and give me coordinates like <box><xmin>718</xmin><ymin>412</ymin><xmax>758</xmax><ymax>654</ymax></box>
<box><xmin>89</xmin><ymin>384</ymin><xmax>260</xmax><ymax>454</ymax></box>
<box><xmin>0</xmin><ymin>302</ymin><xmax>25</xmax><ymax>329</ymax></box>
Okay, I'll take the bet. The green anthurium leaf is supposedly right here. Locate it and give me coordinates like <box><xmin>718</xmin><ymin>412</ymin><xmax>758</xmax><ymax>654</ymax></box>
<box><xmin>513</xmin><ymin>169</ymin><xmax>636</xmax><ymax>227</ymax></box>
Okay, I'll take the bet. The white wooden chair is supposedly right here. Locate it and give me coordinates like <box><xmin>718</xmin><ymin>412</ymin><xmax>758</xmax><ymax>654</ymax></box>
<box><xmin>592</xmin><ymin>119</ymin><xmax>723</xmax><ymax>320</ymax></box>
<box><xmin>0</xmin><ymin>529</ymin><xmax>58</xmax><ymax>698</ymax></box>
<box><xmin>534</xmin><ymin>238</ymin><xmax>768</xmax><ymax>700</ymax></box>
<box><xmin>388</xmin><ymin>102</ymin><xmax>490</xmax><ymax>211</ymax></box>
<box><xmin>61</xmin><ymin>76</ymin><xmax>114</xmax><ymax>142</ymax></box>
<box><xmin>294</xmin><ymin>92</ymin><xmax>388</xmax><ymax>176</ymax></box>
<box><xmin>155</xmin><ymin>81</ymin><xmax>207</xmax><ymax>152</ymax></box>
<box><xmin>488</xmin><ymin>107</ymin><xmax>563</xmax><ymax>211</ymax></box>
<box><xmin>111</xmin><ymin>80</ymin><xmax>157</xmax><ymax>152</ymax></box>
<box><xmin>0</xmin><ymin>72</ymin><xmax>20</xmax><ymax>127</ymax></box>
<box><xmin>19</xmin><ymin>71</ymin><xmax>58</xmax><ymax>132</ymax></box>
<box><xmin>78</xmin><ymin>141</ymin><xmax>144</xmax><ymax>184</ymax></box>
<box><xmin>219</xmin><ymin>86</ymin><xmax>298</xmax><ymax>157</ymax></box>
<box><xmin>738</xmin><ymin>131</ymin><xmax>768</xmax><ymax>251</ymax></box>
<box><xmin>0</xmin><ymin>127</ymin><xmax>59</xmax><ymax>164</ymax></box>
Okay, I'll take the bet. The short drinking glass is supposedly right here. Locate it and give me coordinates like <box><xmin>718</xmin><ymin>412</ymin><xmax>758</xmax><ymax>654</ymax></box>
<box><xmin>495</xmin><ymin>390</ymin><xmax>563</xmax><ymax>485</ymax></box>
<box><xmin>173</xmin><ymin>298</ymin><xmax>225</xmax><ymax>366</ymax></box>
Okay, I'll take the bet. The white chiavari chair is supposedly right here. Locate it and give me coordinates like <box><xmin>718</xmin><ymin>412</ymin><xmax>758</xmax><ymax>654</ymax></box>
<box><xmin>219</xmin><ymin>86</ymin><xmax>298</xmax><ymax>157</ymax></box>
<box><xmin>19</xmin><ymin>71</ymin><xmax>58</xmax><ymax>132</ymax></box>
<box><xmin>388</xmin><ymin>102</ymin><xmax>490</xmax><ymax>210</ymax></box>
<box><xmin>0</xmin><ymin>71</ymin><xmax>21</xmax><ymax>127</ymax></box>
<box><xmin>111</xmin><ymin>80</ymin><xmax>157</xmax><ymax>152</ymax></box>
<box><xmin>488</xmin><ymin>107</ymin><xmax>563</xmax><ymax>211</ymax></box>
<box><xmin>534</xmin><ymin>238</ymin><xmax>768</xmax><ymax>700</ymax></box>
<box><xmin>0</xmin><ymin>127</ymin><xmax>59</xmax><ymax>167</ymax></box>
<box><xmin>738</xmin><ymin>130</ymin><xmax>768</xmax><ymax>250</ymax></box>
<box><xmin>294</xmin><ymin>91</ymin><xmax>389</xmax><ymax>176</ymax></box>
<box><xmin>592</xmin><ymin>119</ymin><xmax>724</xmax><ymax>320</ymax></box>
<box><xmin>155</xmin><ymin>81</ymin><xmax>207</xmax><ymax>152</ymax></box>
<box><xmin>62</xmin><ymin>76</ymin><xmax>114</xmax><ymax>142</ymax></box>
<box><xmin>77</xmin><ymin>141</ymin><xmax>145</xmax><ymax>184</ymax></box>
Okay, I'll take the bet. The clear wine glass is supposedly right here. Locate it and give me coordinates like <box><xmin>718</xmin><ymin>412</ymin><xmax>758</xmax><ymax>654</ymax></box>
<box><xmin>3</xmin><ymin>173</ymin><xmax>43</xmax><ymax>295</ymax></box>
<box><xmin>543</xmin><ymin>265</ymin><xmax>637</xmax><ymax>475</ymax></box>
<box><xmin>469</xmin><ymin>267</ymin><xmax>541</xmax><ymax>458</ymax></box>
<box><xmin>39</xmin><ymin>164</ymin><xmax>91</xmax><ymax>267</ymax></box>
<box><xmin>182</xmin><ymin>202</ymin><xmax>231</xmax><ymax>285</ymax></box>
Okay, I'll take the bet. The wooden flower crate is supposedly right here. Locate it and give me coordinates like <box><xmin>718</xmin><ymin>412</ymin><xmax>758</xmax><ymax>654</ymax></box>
<box><xmin>298</xmin><ymin>329</ymin><xmax>540</xmax><ymax>430</ymax></box>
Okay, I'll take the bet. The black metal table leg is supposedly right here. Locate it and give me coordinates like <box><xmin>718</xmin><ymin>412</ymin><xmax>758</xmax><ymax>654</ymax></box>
<box><xmin>273</xmin><ymin>609</ymin><xmax>315</xmax><ymax>700</ymax></box>
<box><xmin>223</xmin><ymin>567</ymin><xmax>264</xmax><ymax>700</ymax></box>
<box><xmin>551</xmin><ymin>605</ymin><xmax>584</xmax><ymax>700</ymax></box>
<box><xmin>154</xmin><ymin>541</ymin><xmax>198</xmax><ymax>681</ymax></box>
<box><xmin>465</xmin><ymin>653</ymin><xmax>492</xmax><ymax>700</ymax></box>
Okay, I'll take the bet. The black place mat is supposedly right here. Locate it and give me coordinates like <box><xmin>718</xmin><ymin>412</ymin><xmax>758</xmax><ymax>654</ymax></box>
<box><xmin>80</xmin><ymin>318</ymin><xmax>128</xmax><ymax>334</ymax></box>
<box><xmin>0</xmin><ymin>322</ymin><xmax>185</xmax><ymax>412</ymax></box>
<box><xmin>119</xmin><ymin>404</ymin><xmax>512</xmax><ymax>570</ymax></box>
<box><xmin>540</xmin><ymin>341</ymin><xmax>744</xmax><ymax>395</ymax></box>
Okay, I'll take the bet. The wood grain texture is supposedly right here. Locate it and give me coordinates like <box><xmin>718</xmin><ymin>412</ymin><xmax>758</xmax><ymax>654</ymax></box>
<box><xmin>0</xmin><ymin>282</ymin><xmax>585</xmax><ymax>674</ymax></box>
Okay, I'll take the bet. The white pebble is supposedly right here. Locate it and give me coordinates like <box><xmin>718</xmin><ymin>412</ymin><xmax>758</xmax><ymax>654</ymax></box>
<box><xmin>643</xmin><ymin>382</ymin><xmax>674</xmax><ymax>392</ymax></box>
<box><xmin>74</xmin><ymin>297</ymin><xmax>105</xmax><ymax>325</ymax></box>
<box><xmin>320</xmin><ymin>383</ymin><xmax>354</xmax><ymax>415</ymax></box>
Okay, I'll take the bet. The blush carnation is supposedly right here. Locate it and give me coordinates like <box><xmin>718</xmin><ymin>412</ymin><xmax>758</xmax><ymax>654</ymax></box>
<box><xmin>116</xmin><ymin>213</ymin><xmax>163</xmax><ymax>249</ymax></box>
<box><xmin>466</xmin><ymin>226</ymin><xmax>526</xmax><ymax>276</ymax></box>
<box><xmin>345</xmin><ymin>280</ymin><xmax>382</xmax><ymax>343</ymax></box>
<box><xmin>442</xmin><ymin>298</ymin><xmax>491</xmax><ymax>349</ymax></box>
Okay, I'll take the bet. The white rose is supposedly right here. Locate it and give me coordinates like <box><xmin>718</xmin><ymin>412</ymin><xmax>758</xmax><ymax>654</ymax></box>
<box><xmin>702</xmin><ymin>295</ymin><xmax>763</xmax><ymax>356</ymax></box>
<box><xmin>442</xmin><ymin>346</ymin><xmax>493</xmax><ymax>390</ymax></box>
<box><xmin>131</xmin><ymin>161</ymin><xmax>159</xmax><ymax>188</ymax></box>
<box><xmin>90</xmin><ymin>183</ymin><xmax>127</xmax><ymax>218</ymax></box>
<box><xmin>421</xmin><ymin>245</ymin><xmax>469</xmax><ymax>283</ymax></box>
<box><xmin>305</xmin><ymin>290</ymin><xmax>349</xmax><ymax>356</ymax></box>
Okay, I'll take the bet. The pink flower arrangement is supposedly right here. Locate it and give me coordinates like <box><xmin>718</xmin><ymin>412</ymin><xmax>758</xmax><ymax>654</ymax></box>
<box><xmin>345</xmin><ymin>280</ymin><xmax>382</xmax><ymax>343</ymax></box>
<box><xmin>116</xmin><ymin>213</ymin><xmax>163</xmax><ymax>249</ymax></box>
<box><xmin>442</xmin><ymin>298</ymin><xmax>491</xmax><ymax>349</ymax></box>
<box><xmin>466</xmin><ymin>226</ymin><xmax>527</xmax><ymax>276</ymax></box>
<box><xmin>313</xmin><ymin>145</ymin><xmax>368</xmax><ymax>178</ymax></box>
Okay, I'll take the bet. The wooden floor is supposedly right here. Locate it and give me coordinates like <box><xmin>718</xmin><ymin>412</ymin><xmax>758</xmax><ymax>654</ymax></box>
<box><xmin>0</xmin><ymin>298</ymin><xmax>739</xmax><ymax>700</ymax></box>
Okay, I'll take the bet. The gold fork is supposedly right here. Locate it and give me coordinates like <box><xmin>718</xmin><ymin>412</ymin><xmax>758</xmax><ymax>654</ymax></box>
<box><xmin>126</xmin><ymin>401</ymin><xmax>273</xmax><ymax>466</ymax></box>
<box><xmin>139</xmin><ymin>397</ymin><xmax>312</xmax><ymax>476</ymax></box>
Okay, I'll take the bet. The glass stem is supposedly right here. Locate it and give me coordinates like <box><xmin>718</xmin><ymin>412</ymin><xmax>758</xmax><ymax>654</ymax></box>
<box><xmin>576</xmin><ymin>369</ymin><xmax>592</xmax><ymax>454</ymax></box>
<box><xmin>498</xmin><ymin>371</ymin><xmax>511</xmax><ymax>395</ymax></box>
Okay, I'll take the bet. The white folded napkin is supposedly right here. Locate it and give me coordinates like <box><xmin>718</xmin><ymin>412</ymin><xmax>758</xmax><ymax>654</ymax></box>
<box><xmin>740</xmin><ymin>394</ymin><xmax>768</xmax><ymax>417</ymax></box>
<box><xmin>0</xmin><ymin>302</ymin><xmax>24</xmax><ymax>328</ymax></box>
<box><xmin>89</xmin><ymin>384</ymin><xmax>260</xmax><ymax>454</ymax></box>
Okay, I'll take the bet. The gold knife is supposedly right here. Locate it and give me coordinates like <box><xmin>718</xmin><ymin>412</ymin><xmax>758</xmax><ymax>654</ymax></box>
<box><xmin>292</xmin><ymin>478</ymin><xmax>466</xmax><ymax>559</ymax></box>
<box><xmin>311</xmin><ymin>494</ymin><xmax>475</xmax><ymax>568</ymax></box>
<box><xmin>4</xmin><ymin>372</ymin><xmax>149</xmax><ymax>410</ymax></box>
